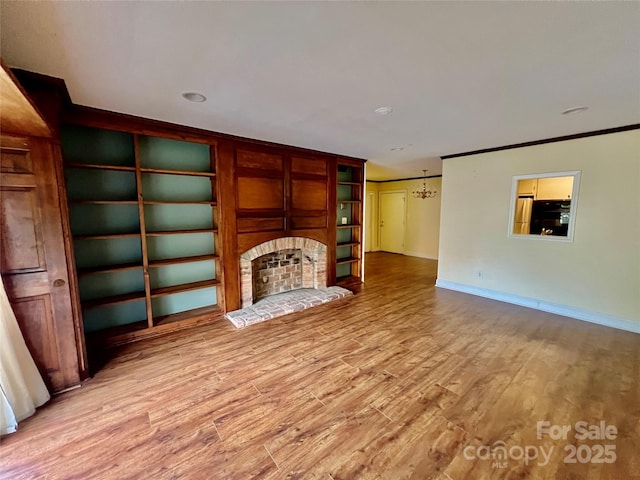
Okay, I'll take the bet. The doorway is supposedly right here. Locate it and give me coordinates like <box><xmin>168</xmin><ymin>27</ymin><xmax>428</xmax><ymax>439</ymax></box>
<box><xmin>379</xmin><ymin>191</ymin><xmax>406</xmax><ymax>254</ymax></box>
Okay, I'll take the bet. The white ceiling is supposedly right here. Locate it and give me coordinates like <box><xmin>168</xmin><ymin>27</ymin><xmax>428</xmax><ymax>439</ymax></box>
<box><xmin>1</xmin><ymin>2</ymin><xmax>639</xmax><ymax>180</ymax></box>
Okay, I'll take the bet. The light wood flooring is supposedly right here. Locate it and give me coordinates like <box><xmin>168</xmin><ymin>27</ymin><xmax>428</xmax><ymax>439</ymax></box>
<box><xmin>1</xmin><ymin>252</ymin><xmax>639</xmax><ymax>479</ymax></box>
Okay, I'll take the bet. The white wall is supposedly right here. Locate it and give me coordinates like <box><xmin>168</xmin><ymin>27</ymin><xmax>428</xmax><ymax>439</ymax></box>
<box><xmin>437</xmin><ymin>129</ymin><xmax>640</xmax><ymax>330</ymax></box>
<box><xmin>364</xmin><ymin>181</ymin><xmax>379</xmax><ymax>252</ymax></box>
<box><xmin>365</xmin><ymin>177</ymin><xmax>442</xmax><ymax>259</ymax></box>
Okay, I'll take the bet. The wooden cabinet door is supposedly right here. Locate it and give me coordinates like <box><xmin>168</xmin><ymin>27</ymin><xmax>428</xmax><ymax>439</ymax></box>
<box><xmin>517</xmin><ymin>178</ymin><xmax>537</xmax><ymax>196</ymax></box>
<box><xmin>1</xmin><ymin>134</ymin><xmax>84</xmax><ymax>392</ymax></box>
<box><xmin>536</xmin><ymin>176</ymin><xmax>573</xmax><ymax>200</ymax></box>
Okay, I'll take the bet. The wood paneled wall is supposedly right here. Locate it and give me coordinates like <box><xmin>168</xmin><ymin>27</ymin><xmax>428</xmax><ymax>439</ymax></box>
<box><xmin>13</xmin><ymin>68</ymin><xmax>363</xmax><ymax>321</ymax></box>
<box><xmin>219</xmin><ymin>142</ymin><xmax>338</xmax><ymax>310</ymax></box>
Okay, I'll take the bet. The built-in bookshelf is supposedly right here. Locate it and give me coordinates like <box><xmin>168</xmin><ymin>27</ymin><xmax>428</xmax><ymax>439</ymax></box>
<box><xmin>336</xmin><ymin>160</ymin><xmax>364</xmax><ymax>285</ymax></box>
<box><xmin>61</xmin><ymin>125</ymin><xmax>222</xmax><ymax>345</ymax></box>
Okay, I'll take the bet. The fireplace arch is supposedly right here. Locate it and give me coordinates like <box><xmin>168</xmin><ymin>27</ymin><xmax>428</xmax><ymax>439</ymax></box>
<box><xmin>239</xmin><ymin>237</ymin><xmax>327</xmax><ymax>308</ymax></box>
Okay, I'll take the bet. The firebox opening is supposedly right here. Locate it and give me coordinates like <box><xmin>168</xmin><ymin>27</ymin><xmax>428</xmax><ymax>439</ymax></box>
<box><xmin>239</xmin><ymin>237</ymin><xmax>328</xmax><ymax>308</ymax></box>
<box><xmin>252</xmin><ymin>249</ymin><xmax>303</xmax><ymax>302</ymax></box>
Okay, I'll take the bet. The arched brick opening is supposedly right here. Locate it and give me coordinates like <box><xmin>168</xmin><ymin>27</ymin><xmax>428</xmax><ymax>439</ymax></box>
<box><xmin>239</xmin><ymin>237</ymin><xmax>327</xmax><ymax>308</ymax></box>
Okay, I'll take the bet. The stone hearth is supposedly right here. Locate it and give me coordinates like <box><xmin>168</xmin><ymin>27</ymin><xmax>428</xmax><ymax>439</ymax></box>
<box><xmin>225</xmin><ymin>287</ymin><xmax>353</xmax><ymax>328</ymax></box>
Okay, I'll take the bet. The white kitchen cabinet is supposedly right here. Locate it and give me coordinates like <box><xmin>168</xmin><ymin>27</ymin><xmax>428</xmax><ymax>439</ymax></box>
<box><xmin>536</xmin><ymin>176</ymin><xmax>573</xmax><ymax>200</ymax></box>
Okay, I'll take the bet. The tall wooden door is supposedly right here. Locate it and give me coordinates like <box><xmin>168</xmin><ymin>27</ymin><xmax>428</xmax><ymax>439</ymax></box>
<box><xmin>1</xmin><ymin>134</ymin><xmax>85</xmax><ymax>392</ymax></box>
<box><xmin>379</xmin><ymin>191</ymin><xmax>406</xmax><ymax>254</ymax></box>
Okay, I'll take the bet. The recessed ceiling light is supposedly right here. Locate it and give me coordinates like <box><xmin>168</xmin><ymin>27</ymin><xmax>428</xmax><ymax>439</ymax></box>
<box><xmin>182</xmin><ymin>92</ymin><xmax>207</xmax><ymax>103</ymax></box>
<box><xmin>374</xmin><ymin>106</ymin><xmax>393</xmax><ymax>115</ymax></box>
<box><xmin>561</xmin><ymin>106</ymin><xmax>589</xmax><ymax>115</ymax></box>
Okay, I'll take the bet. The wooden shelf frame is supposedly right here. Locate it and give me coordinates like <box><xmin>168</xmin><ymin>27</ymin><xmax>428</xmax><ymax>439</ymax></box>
<box><xmin>63</xmin><ymin>127</ymin><xmax>224</xmax><ymax>342</ymax></box>
<box><xmin>86</xmin><ymin>305</ymin><xmax>223</xmax><ymax>347</ymax></box>
<box><xmin>335</xmin><ymin>161</ymin><xmax>365</xmax><ymax>284</ymax></box>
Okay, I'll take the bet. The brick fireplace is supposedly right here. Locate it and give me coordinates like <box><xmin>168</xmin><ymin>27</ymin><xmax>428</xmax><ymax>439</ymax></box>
<box><xmin>240</xmin><ymin>237</ymin><xmax>327</xmax><ymax>308</ymax></box>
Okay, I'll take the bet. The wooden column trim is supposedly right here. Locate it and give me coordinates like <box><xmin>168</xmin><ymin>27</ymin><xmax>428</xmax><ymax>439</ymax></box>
<box><xmin>283</xmin><ymin>153</ymin><xmax>292</xmax><ymax>235</ymax></box>
<box><xmin>210</xmin><ymin>143</ymin><xmax>225</xmax><ymax>312</ymax></box>
<box><xmin>50</xmin><ymin>139</ymin><xmax>89</xmax><ymax>379</ymax></box>
<box><xmin>327</xmin><ymin>157</ymin><xmax>338</xmax><ymax>285</ymax></box>
<box><xmin>133</xmin><ymin>135</ymin><xmax>154</xmax><ymax>327</ymax></box>
<box><xmin>217</xmin><ymin>140</ymin><xmax>240</xmax><ymax>311</ymax></box>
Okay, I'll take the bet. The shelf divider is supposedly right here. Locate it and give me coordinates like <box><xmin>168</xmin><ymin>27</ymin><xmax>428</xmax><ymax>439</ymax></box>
<box><xmin>150</xmin><ymin>279</ymin><xmax>220</xmax><ymax>298</ymax></box>
<box><xmin>65</xmin><ymin>162</ymin><xmax>136</xmax><ymax>172</ymax></box>
<box><xmin>143</xmin><ymin>200</ymin><xmax>217</xmax><ymax>205</ymax></box>
<box><xmin>336</xmin><ymin>257</ymin><xmax>359</xmax><ymax>265</ymax></box>
<box><xmin>77</xmin><ymin>262</ymin><xmax>143</xmax><ymax>277</ymax></box>
<box><xmin>145</xmin><ymin>228</ymin><xmax>218</xmax><ymax>236</ymax></box>
<box><xmin>153</xmin><ymin>305</ymin><xmax>221</xmax><ymax>327</ymax></box>
<box><xmin>148</xmin><ymin>254</ymin><xmax>219</xmax><ymax>268</ymax></box>
<box><xmin>74</xmin><ymin>232</ymin><xmax>141</xmax><ymax>240</ymax></box>
<box><xmin>337</xmin><ymin>242</ymin><xmax>359</xmax><ymax>248</ymax></box>
<box><xmin>71</xmin><ymin>200</ymin><xmax>138</xmax><ymax>205</ymax></box>
<box><xmin>82</xmin><ymin>291</ymin><xmax>146</xmax><ymax>310</ymax></box>
<box><xmin>140</xmin><ymin>167</ymin><xmax>216</xmax><ymax>178</ymax></box>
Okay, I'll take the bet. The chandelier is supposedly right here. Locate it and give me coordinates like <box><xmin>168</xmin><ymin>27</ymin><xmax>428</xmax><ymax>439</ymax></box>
<box><xmin>412</xmin><ymin>170</ymin><xmax>437</xmax><ymax>199</ymax></box>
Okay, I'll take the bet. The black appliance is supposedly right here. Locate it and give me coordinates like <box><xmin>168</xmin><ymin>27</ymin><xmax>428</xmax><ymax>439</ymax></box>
<box><xmin>530</xmin><ymin>200</ymin><xmax>571</xmax><ymax>236</ymax></box>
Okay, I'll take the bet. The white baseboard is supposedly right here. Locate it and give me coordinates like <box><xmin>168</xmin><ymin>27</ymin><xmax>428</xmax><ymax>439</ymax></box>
<box><xmin>403</xmin><ymin>251</ymin><xmax>438</xmax><ymax>260</ymax></box>
<box><xmin>435</xmin><ymin>280</ymin><xmax>640</xmax><ymax>334</ymax></box>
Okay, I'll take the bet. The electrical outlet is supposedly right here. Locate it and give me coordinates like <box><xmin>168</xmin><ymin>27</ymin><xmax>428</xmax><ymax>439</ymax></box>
<box><xmin>477</xmin><ymin>270</ymin><xmax>484</xmax><ymax>279</ymax></box>
<box><xmin>341</xmin><ymin>217</ymin><xmax>348</xmax><ymax>225</ymax></box>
